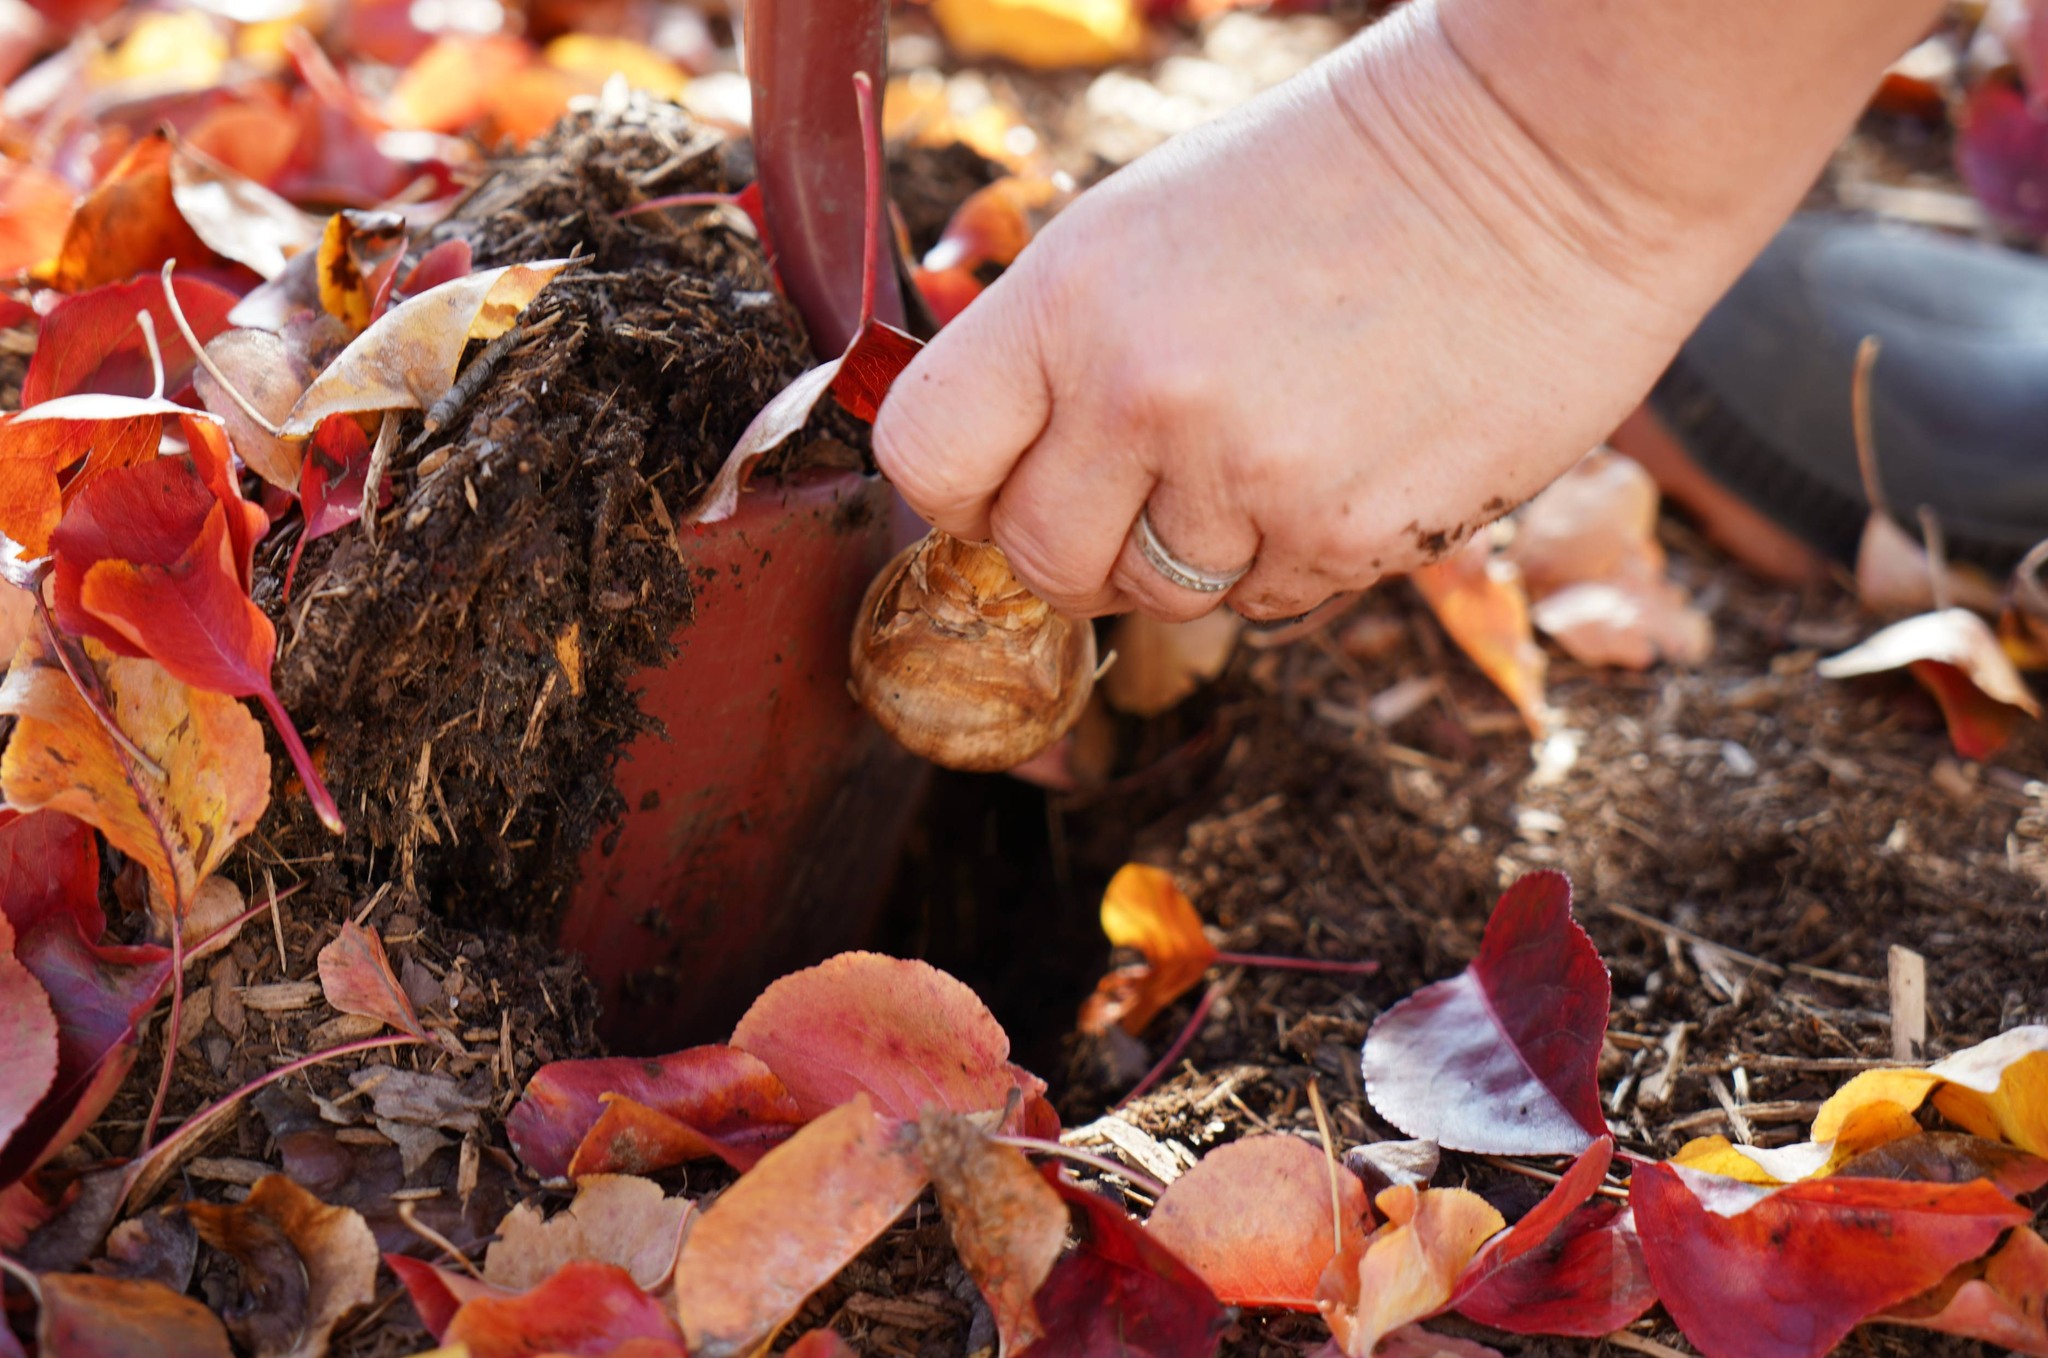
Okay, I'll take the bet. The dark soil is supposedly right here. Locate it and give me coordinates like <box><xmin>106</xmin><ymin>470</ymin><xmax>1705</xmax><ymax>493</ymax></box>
<box><xmin>258</xmin><ymin>92</ymin><xmax>812</xmax><ymax>937</ymax></box>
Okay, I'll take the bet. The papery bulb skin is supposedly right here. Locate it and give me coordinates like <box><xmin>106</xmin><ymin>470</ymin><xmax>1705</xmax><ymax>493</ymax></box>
<box><xmin>851</xmin><ymin>531</ymin><xmax>1097</xmax><ymax>771</ymax></box>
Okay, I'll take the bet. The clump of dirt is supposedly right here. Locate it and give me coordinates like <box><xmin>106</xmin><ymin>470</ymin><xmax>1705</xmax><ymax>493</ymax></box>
<box><xmin>258</xmin><ymin>92</ymin><xmax>813</xmax><ymax>934</ymax></box>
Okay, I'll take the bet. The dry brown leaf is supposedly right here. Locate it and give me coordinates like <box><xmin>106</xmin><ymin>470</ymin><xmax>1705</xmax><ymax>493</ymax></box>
<box><xmin>1817</xmin><ymin>608</ymin><xmax>2042</xmax><ymax>759</ymax></box>
<box><xmin>183</xmin><ymin>1175</ymin><xmax>377</xmax><ymax>1358</ymax></box>
<box><xmin>914</xmin><ymin>1111</ymin><xmax>1068</xmax><ymax>1354</ymax></box>
<box><xmin>282</xmin><ymin>261</ymin><xmax>573</xmax><ymax>436</ymax></box>
<box><xmin>0</xmin><ymin>635</ymin><xmax>269</xmax><ymax>917</ymax></box>
<box><xmin>672</xmin><ymin>1094</ymin><xmax>927</xmax><ymax>1357</ymax></box>
<box><xmin>483</xmin><ymin>1174</ymin><xmax>691</xmax><ymax>1295</ymax></box>
<box><xmin>929</xmin><ymin>0</ymin><xmax>1146</xmax><ymax>69</ymax></box>
<box><xmin>1856</xmin><ymin>514</ymin><xmax>2003</xmax><ymax>619</ymax></box>
<box><xmin>1100</xmin><ymin>610</ymin><xmax>1242</xmax><ymax>717</ymax></box>
<box><xmin>194</xmin><ymin>329</ymin><xmax>321</xmax><ymax>491</ymax></box>
<box><xmin>168</xmin><ymin>136</ymin><xmax>321</xmax><ymax>281</ymax></box>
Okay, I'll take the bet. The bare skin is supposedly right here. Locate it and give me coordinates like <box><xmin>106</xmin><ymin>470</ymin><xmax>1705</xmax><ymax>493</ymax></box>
<box><xmin>872</xmin><ymin>0</ymin><xmax>1946</xmax><ymax>621</ymax></box>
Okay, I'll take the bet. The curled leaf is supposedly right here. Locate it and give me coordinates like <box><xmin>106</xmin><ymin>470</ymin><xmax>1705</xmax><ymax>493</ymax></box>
<box><xmin>1025</xmin><ymin>1169</ymin><xmax>1228</xmax><ymax>1358</ymax></box>
<box><xmin>1818</xmin><ymin>609</ymin><xmax>2042</xmax><ymax>759</ymax></box>
<box><xmin>1411</xmin><ymin>535</ymin><xmax>1548</xmax><ymax>736</ymax></box>
<box><xmin>316</xmin><ymin>921</ymin><xmax>425</xmax><ymax>1038</ymax></box>
<box><xmin>1317</xmin><ymin>1184</ymin><xmax>1505</xmax><ymax>1358</ymax></box>
<box><xmin>182</xmin><ymin>1175</ymin><xmax>377</xmax><ymax>1358</ymax></box>
<box><xmin>1812</xmin><ymin>1025</ymin><xmax>2048</xmax><ymax>1157</ymax></box>
<box><xmin>914</xmin><ymin>1111</ymin><xmax>1068</xmax><ymax>1354</ymax></box>
<box><xmin>1079</xmin><ymin>863</ymin><xmax>1217</xmax><ymax>1037</ymax></box>
<box><xmin>484</xmin><ymin>1174</ymin><xmax>690</xmax><ymax>1295</ymax></box>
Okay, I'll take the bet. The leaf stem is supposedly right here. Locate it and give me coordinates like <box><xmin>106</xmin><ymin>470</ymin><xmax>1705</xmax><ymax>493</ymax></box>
<box><xmin>1214</xmin><ymin>951</ymin><xmax>1379</xmax><ymax>976</ymax></box>
<box><xmin>613</xmin><ymin>190</ymin><xmax>741</xmax><ymax>218</ymax></box>
<box><xmin>141</xmin><ymin>913</ymin><xmax>185</xmax><ymax>1152</ymax></box>
<box><xmin>989</xmin><ymin>1135</ymin><xmax>1172</xmax><ymax>1201</ymax></box>
<box><xmin>256</xmin><ymin>688</ymin><xmax>344</xmax><ymax>835</ymax></box>
<box><xmin>853</xmin><ymin>71</ymin><xmax>882</xmax><ymax>335</ymax></box>
<box><xmin>35</xmin><ymin>602</ymin><xmax>168</xmax><ymax>781</ymax></box>
<box><xmin>161</xmin><ymin>261</ymin><xmax>287</xmax><ymax>439</ymax></box>
<box><xmin>1119</xmin><ymin>978</ymin><xmax>1222</xmax><ymax>1108</ymax></box>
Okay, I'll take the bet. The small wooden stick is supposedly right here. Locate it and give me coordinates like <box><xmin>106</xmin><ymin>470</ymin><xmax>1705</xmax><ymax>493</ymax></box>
<box><xmin>1306</xmin><ymin>1079</ymin><xmax>1343</xmax><ymax>1257</ymax></box>
<box><xmin>1888</xmin><ymin>945</ymin><xmax>1927</xmax><ymax>1062</ymax></box>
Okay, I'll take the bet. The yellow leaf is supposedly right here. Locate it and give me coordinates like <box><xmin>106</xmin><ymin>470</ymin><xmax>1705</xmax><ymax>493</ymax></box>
<box><xmin>1675</xmin><ymin>1100</ymin><xmax>1923</xmax><ymax>1186</ymax></box>
<box><xmin>931</xmin><ymin>0</ymin><xmax>1146</xmax><ymax>70</ymax></box>
<box><xmin>1319</xmin><ymin>1185</ymin><xmax>1504</xmax><ymax>1358</ymax></box>
<box><xmin>0</xmin><ymin>636</ymin><xmax>269</xmax><ymax>917</ymax></box>
<box><xmin>544</xmin><ymin>35</ymin><xmax>687</xmax><ymax>101</ymax></box>
<box><xmin>1080</xmin><ymin>864</ymin><xmax>1218</xmax><ymax>1036</ymax></box>
<box><xmin>1813</xmin><ymin>1027</ymin><xmax>2048</xmax><ymax>1157</ymax></box>
<box><xmin>1672</xmin><ymin>1136</ymin><xmax>1781</xmax><ymax>1185</ymax></box>
<box><xmin>92</xmin><ymin>12</ymin><xmax>228</xmax><ymax>92</ymax></box>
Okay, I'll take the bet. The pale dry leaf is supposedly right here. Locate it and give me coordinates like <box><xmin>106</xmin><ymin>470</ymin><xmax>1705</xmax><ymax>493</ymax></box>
<box><xmin>484</xmin><ymin>1174</ymin><xmax>691</xmax><ymax>1295</ymax></box>
<box><xmin>1100</xmin><ymin>610</ymin><xmax>1242</xmax><ymax>717</ymax></box>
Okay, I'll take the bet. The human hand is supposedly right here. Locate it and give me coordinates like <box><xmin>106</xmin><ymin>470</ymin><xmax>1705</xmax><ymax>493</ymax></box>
<box><xmin>873</xmin><ymin>0</ymin><xmax>1938</xmax><ymax>621</ymax></box>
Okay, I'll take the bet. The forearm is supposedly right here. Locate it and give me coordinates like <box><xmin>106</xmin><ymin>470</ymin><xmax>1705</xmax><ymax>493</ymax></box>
<box><xmin>1440</xmin><ymin>0</ymin><xmax>1944</xmax><ymax>240</ymax></box>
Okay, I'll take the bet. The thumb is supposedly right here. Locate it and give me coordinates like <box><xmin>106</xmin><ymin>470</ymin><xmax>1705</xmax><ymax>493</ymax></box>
<box><xmin>873</xmin><ymin>267</ymin><xmax>1053</xmax><ymax>542</ymax></box>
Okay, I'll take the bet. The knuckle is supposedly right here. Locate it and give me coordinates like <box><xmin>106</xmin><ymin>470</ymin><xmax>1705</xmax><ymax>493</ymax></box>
<box><xmin>991</xmin><ymin>512</ymin><xmax>1101</xmax><ymax>608</ymax></box>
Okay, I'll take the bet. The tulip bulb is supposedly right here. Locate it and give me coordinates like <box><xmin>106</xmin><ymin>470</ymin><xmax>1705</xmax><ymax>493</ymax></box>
<box><xmin>851</xmin><ymin>531</ymin><xmax>1096</xmax><ymax>771</ymax></box>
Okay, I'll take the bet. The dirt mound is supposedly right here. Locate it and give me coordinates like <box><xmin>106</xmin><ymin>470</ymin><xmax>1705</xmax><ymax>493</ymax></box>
<box><xmin>259</xmin><ymin>93</ymin><xmax>811</xmax><ymax>934</ymax></box>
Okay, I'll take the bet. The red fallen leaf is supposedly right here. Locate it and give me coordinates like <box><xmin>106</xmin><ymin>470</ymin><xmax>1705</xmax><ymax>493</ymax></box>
<box><xmin>1451</xmin><ymin>1139</ymin><xmax>1657</xmax><ymax>1336</ymax></box>
<box><xmin>915</xmin><ymin>1110</ymin><xmax>1070</xmax><ymax>1353</ymax></box>
<box><xmin>1</xmin><ymin>1178</ymin><xmax>53</xmax><ymax>1250</ymax></box>
<box><xmin>286</xmin><ymin>415</ymin><xmax>378</xmax><ymax>596</ymax></box>
<box><xmin>914</xmin><ymin>265</ymin><xmax>984</xmax><ymax>327</ymax></box>
<box><xmin>1362</xmin><ymin>871</ymin><xmax>1609</xmax><ymax>1155</ymax></box>
<box><xmin>687</xmin><ymin>321</ymin><xmax>922</xmax><ymax>524</ymax></box>
<box><xmin>1632</xmin><ymin>1161</ymin><xmax>2030</xmax><ymax>1358</ymax></box>
<box><xmin>183</xmin><ymin>416</ymin><xmax>266</xmax><ymax>590</ymax></box>
<box><xmin>33</xmin><ymin>1272</ymin><xmax>232</xmax><ymax>1357</ymax></box>
<box><xmin>183</xmin><ymin>1174</ymin><xmax>378</xmax><ymax>1358</ymax></box>
<box><xmin>1078</xmin><ymin>863</ymin><xmax>1218</xmax><ymax>1037</ymax></box>
<box><xmin>316</xmin><ymin>920</ymin><xmax>425</xmax><ymax>1038</ymax></box>
<box><xmin>273</xmin><ymin>30</ymin><xmax>423</xmax><ymax>210</ymax></box>
<box><xmin>786</xmin><ymin>1332</ymin><xmax>857</xmax><ymax>1358</ymax></box>
<box><xmin>50</xmin><ymin>454</ymin><xmax>341</xmax><ymax>833</ymax></box>
<box><xmin>1886</xmin><ymin>1224</ymin><xmax>2048</xmax><ymax>1355</ymax></box>
<box><xmin>42</xmin><ymin>131</ymin><xmax>221</xmax><ymax>295</ymax></box>
<box><xmin>0</xmin><ymin>160</ymin><xmax>74</xmax><ymax>277</ymax></box>
<box><xmin>506</xmin><ymin>1045</ymin><xmax>803</xmax><ymax>1178</ymax></box>
<box><xmin>384</xmin><ymin>240</ymin><xmax>475</xmax><ymax>319</ymax></box>
<box><xmin>1023</xmin><ymin>1168</ymin><xmax>1228</xmax><ymax>1358</ymax></box>
<box><xmin>0</xmin><ymin>809</ymin><xmax>103</xmax><ymax>945</ymax></box>
<box><xmin>1145</xmin><ymin>1134</ymin><xmax>1370</xmax><ymax>1311</ymax></box>
<box><xmin>384</xmin><ymin>1254</ymin><xmax>499</xmax><ymax>1340</ymax></box>
<box><xmin>20</xmin><ymin>275</ymin><xmax>239</xmax><ymax>405</ymax></box>
<box><xmin>672</xmin><ymin>1095</ymin><xmax>927</xmax><ymax>1355</ymax></box>
<box><xmin>730</xmin><ymin>951</ymin><xmax>1044</xmax><ymax>1124</ymax></box>
<box><xmin>185</xmin><ymin>90</ymin><xmax>301</xmax><ymax>188</ymax></box>
<box><xmin>1958</xmin><ymin>76</ymin><xmax>2048</xmax><ymax>237</ymax></box>
<box><xmin>444</xmin><ymin>1260</ymin><xmax>687</xmax><ymax>1358</ymax></box>
<box><xmin>0</xmin><ymin>908</ymin><xmax>60</xmax><ymax>1161</ymax></box>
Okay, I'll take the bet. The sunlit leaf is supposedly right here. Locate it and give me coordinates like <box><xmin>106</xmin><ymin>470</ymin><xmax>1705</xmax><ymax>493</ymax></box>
<box><xmin>1317</xmin><ymin>1184</ymin><xmax>1505</xmax><ymax>1358</ymax></box>
<box><xmin>1079</xmin><ymin>863</ymin><xmax>1218</xmax><ymax>1036</ymax></box>
<box><xmin>914</xmin><ymin>1111</ymin><xmax>1068</xmax><ymax>1353</ymax></box>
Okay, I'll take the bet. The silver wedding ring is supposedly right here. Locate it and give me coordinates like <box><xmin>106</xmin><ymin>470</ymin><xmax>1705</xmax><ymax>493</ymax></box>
<box><xmin>1135</xmin><ymin>506</ymin><xmax>1253</xmax><ymax>594</ymax></box>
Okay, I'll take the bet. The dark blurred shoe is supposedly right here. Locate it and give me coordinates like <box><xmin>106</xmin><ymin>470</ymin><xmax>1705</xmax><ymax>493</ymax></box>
<box><xmin>1611</xmin><ymin>212</ymin><xmax>2048</xmax><ymax>582</ymax></box>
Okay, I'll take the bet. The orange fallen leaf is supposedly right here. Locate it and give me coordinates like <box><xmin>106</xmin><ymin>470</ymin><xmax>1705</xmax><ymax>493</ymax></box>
<box><xmin>0</xmin><ymin>159</ymin><xmax>75</xmax><ymax>277</ymax></box>
<box><xmin>183</xmin><ymin>1174</ymin><xmax>377</xmax><ymax>1358</ymax></box>
<box><xmin>33</xmin><ymin>1271</ymin><xmax>233</xmax><ymax>1357</ymax></box>
<box><xmin>730</xmin><ymin>951</ymin><xmax>1041</xmax><ymax>1123</ymax></box>
<box><xmin>0</xmin><ymin>635</ymin><xmax>268</xmax><ymax>918</ymax></box>
<box><xmin>42</xmin><ymin>130</ymin><xmax>218</xmax><ymax>294</ymax></box>
<box><xmin>313</xmin><ymin>211</ymin><xmax>409</xmax><ymax>335</ymax></box>
<box><xmin>671</xmin><ymin>1094</ymin><xmax>927</xmax><ymax>1355</ymax></box>
<box><xmin>1411</xmin><ymin>534</ymin><xmax>1549</xmax><ymax>736</ymax></box>
<box><xmin>914</xmin><ymin>1110</ymin><xmax>1068</xmax><ymax>1354</ymax></box>
<box><xmin>386</xmin><ymin>34</ymin><xmax>538</xmax><ymax>134</ymax></box>
<box><xmin>1317</xmin><ymin>1184</ymin><xmax>1505</xmax><ymax>1358</ymax></box>
<box><xmin>543</xmin><ymin>34</ymin><xmax>687</xmax><ymax>101</ymax></box>
<box><xmin>785</xmin><ymin>1332</ymin><xmax>859</xmax><ymax>1358</ymax></box>
<box><xmin>1146</xmin><ymin>1133</ymin><xmax>1371</xmax><ymax>1311</ymax></box>
<box><xmin>282</xmin><ymin>261</ymin><xmax>572</xmax><ymax>436</ymax></box>
<box><xmin>484</xmin><ymin>1173</ymin><xmax>691</xmax><ymax>1295</ymax></box>
<box><xmin>316</xmin><ymin>921</ymin><xmax>426</xmax><ymax>1039</ymax></box>
<box><xmin>1079</xmin><ymin>863</ymin><xmax>1217</xmax><ymax>1037</ymax></box>
<box><xmin>1886</xmin><ymin>1224</ymin><xmax>2048</xmax><ymax>1355</ymax></box>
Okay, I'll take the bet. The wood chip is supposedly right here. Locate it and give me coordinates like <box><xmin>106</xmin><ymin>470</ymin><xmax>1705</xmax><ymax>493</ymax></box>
<box><xmin>240</xmin><ymin>980</ymin><xmax>324</xmax><ymax>1012</ymax></box>
<box><xmin>1061</xmin><ymin>1115</ymin><xmax>1185</xmax><ymax>1187</ymax></box>
<box><xmin>1889</xmin><ymin>945</ymin><xmax>1928</xmax><ymax>1061</ymax></box>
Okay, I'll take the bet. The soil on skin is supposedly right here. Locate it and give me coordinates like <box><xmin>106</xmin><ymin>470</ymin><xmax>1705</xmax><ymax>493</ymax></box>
<box><xmin>259</xmin><ymin>91</ymin><xmax>813</xmax><ymax>937</ymax></box>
